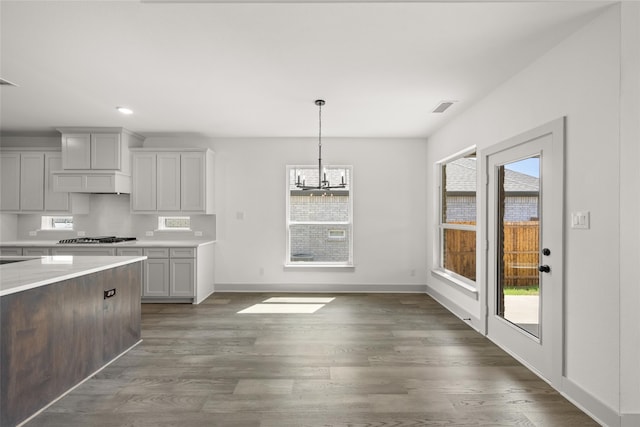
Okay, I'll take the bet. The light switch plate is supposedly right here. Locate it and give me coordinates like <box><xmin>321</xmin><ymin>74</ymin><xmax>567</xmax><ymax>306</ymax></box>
<box><xmin>77</xmin><ymin>231</ymin><xmax>86</xmax><ymax>236</ymax></box>
<box><xmin>29</xmin><ymin>231</ymin><xmax>37</xmax><ymax>236</ymax></box>
<box><xmin>145</xmin><ymin>231</ymin><xmax>154</xmax><ymax>237</ymax></box>
<box><xmin>571</xmin><ymin>211</ymin><xmax>590</xmax><ymax>229</ymax></box>
<box><xmin>194</xmin><ymin>231</ymin><xmax>203</xmax><ymax>237</ymax></box>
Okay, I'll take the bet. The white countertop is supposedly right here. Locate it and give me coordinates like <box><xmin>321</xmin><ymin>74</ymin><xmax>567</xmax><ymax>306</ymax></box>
<box><xmin>0</xmin><ymin>239</ymin><xmax>215</xmax><ymax>248</ymax></box>
<box><xmin>0</xmin><ymin>255</ymin><xmax>147</xmax><ymax>297</ymax></box>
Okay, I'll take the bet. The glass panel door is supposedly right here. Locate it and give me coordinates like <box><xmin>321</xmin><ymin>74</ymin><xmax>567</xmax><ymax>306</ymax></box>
<box><xmin>496</xmin><ymin>156</ymin><xmax>540</xmax><ymax>338</ymax></box>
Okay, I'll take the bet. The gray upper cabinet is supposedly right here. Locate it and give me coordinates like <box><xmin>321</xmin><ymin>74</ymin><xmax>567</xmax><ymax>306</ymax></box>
<box><xmin>20</xmin><ymin>152</ymin><xmax>45</xmax><ymax>211</ymax></box>
<box><xmin>61</xmin><ymin>133</ymin><xmax>92</xmax><ymax>169</ymax></box>
<box><xmin>0</xmin><ymin>152</ymin><xmax>45</xmax><ymax>212</ymax></box>
<box><xmin>0</xmin><ymin>150</ymin><xmax>89</xmax><ymax>213</ymax></box>
<box><xmin>61</xmin><ymin>132</ymin><xmax>122</xmax><ymax>170</ymax></box>
<box><xmin>54</xmin><ymin>128</ymin><xmax>144</xmax><ymax>194</ymax></box>
<box><xmin>0</xmin><ymin>153</ymin><xmax>21</xmax><ymax>211</ymax></box>
<box><xmin>59</xmin><ymin>128</ymin><xmax>140</xmax><ymax>173</ymax></box>
<box><xmin>131</xmin><ymin>149</ymin><xmax>214</xmax><ymax>214</ymax></box>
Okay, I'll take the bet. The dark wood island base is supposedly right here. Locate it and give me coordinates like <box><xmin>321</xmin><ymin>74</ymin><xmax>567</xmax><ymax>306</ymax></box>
<box><xmin>1</xmin><ymin>262</ymin><xmax>142</xmax><ymax>427</ymax></box>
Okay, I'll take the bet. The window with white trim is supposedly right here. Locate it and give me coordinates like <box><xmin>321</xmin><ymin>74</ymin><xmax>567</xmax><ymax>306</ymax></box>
<box><xmin>41</xmin><ymin>216</ymin><xmax>73</xmax><ymax>230</ymax></box>
<box><xmin>286</xmin><ymin>165</ymin><xmax>353</xmax><ymax>266</ymax></box>
<box><xmin>158</xmin><ymin>216</ymin><xmax>191</xmax><ymax>231</ymax></box>
<box><xmin>436</xmin><ymin>148</ymin><xmax>477</xmax><ymax>284</ymax></box>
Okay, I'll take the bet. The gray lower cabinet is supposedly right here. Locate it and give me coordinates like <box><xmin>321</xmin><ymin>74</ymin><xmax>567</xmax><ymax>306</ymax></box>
<box><xmin>144</xmin><ymin>258</ymin><xmax>170</xmax><ymax>297</ymax></box>
<box><xmin>170</xmin><ymin>258</ymin><xmax>195</xmax><ymax>297</ymax></box>
<box><xmin>1</xmin><ymin>244</ymin><xmax>207</xmax><ymax>303</ymax></box>
<box><xmin>141</xmin><ymin>247</ymin><xmax>195</xmax><ymax>300</ymax></box>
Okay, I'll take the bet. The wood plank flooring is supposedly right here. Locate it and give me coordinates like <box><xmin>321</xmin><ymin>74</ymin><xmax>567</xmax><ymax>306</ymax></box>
<box><xmin>26</xmin><ymin>293</ymin><xmax>599</xmax><ymax>427</ymax></box>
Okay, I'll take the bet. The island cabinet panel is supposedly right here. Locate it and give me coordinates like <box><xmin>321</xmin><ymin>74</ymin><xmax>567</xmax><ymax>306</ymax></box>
<box><xmin>0</xmin><ymin>263</ymin><xmax>141</xmax><ymax>427</ymax></box>
<box><xmin>101</xmin><ymin>263</ymin><xmax>142</xmax><ymax>362</ymax></box>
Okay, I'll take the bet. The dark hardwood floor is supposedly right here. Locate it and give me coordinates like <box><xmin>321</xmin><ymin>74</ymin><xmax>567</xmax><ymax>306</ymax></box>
<box><xmin>26</xmin><ymin>293</ymin><xmax>599</xmax><ymax>426</ymax></box>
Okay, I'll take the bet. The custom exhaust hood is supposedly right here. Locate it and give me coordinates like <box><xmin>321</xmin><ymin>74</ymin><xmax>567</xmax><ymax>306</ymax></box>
<box><xmin>51</xmin><ymin>127</ymin><xmax>144</xmax><ymax>194</ymax></box>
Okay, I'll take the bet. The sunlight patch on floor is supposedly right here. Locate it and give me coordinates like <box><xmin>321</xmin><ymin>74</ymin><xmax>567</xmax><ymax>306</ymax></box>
<box><xmin>263</xmin><ymin>297</ymin><xmax>336</xmax><ymax>304</ymax></box>
<box><xmin>237</xmin><ymin>303</ymin><xmax>326</xmax><ymax>314</ymax></box>
<box><xmin>237</xmin><ymin>296</ymin><xmax>336</xmax><ymax>314</ymax></box>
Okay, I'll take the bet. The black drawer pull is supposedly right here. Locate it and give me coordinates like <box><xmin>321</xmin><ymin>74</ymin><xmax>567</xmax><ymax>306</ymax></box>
<box><xmin>104</xmin><ymin>289</ymin><xmax>116</xmax><ymax>299</ymax></box>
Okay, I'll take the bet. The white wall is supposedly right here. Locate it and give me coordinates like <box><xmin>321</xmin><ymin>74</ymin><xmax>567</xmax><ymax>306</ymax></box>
<box><xmin>425</xmin><ymin>4</ymin><xmax>637</xmax><ymax>424</ymax></box>
<box><xmin>145</xmin><ymin>136</ymin><xmax>428</xmax><ymax>291</ymax></box>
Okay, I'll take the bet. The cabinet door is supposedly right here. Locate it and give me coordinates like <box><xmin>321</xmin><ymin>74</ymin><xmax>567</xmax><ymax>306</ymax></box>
<box><xmin>91</xmin><ymin>134</ymin><xmax>121</xmax><ymax>170</ymax></box>
<box><xmin>0</xmin><ymin>153</ymin><xmax>20</xmax><ymax>211</ymax></box>
<box><xmin>20</xmin><ymin>153</ymin><xmax>45</xmax><ymax>211</ymax></box>
<box><xmin>157</xmin><ymin>153</ymin><xmax>181</xmax><ymax>211</ymax></box>
<box><xmin>131</xmin><ymin>153</ymin><xmax>157</xmax><ymax>211</ymax></box>
<box><xmin>180</xmin><ymin>152</ymin><xmax>205</xmax><ymax>212</ymax></box>
<box><xmin>170</xmin><ymin>258</ymin><xmax>195</xmax><ymax>297</ymax></box>
<box><xmin>62</xmin><ymin>134</ymin><xmax>91</xmax><ymax>169</ymax></box>
<box><xmin>44</xmin><ymin>153</ymin><xmax>70</xmax><ymax>212</ymax></box>
<box><xmin>144</xmin><ymin>259</ymin><xmax>170</xmax><ymax>297</ymax></box>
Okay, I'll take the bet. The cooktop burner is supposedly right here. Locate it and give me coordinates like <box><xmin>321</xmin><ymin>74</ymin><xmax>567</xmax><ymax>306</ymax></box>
<box><xmin>58</xmin><ymin>236</ymin><xmax>137</xmax><ymax>244</ymax></box>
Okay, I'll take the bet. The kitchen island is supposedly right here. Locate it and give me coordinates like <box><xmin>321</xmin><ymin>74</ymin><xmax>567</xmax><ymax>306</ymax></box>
<box><xmin>0</xmin><ymin>255</ymin><xmax>145</xmax><ymax>427</ymax></box>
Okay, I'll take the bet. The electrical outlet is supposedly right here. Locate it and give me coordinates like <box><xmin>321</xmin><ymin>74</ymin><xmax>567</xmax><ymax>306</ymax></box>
<box><xmin>29</xmin><ymin>231</ymin><xmax>37</xmax><ymax>236</ymax></box>
<box><xmin>145</xmin><ymin>231</ymin><xmax>154</xmax><ymax>237</ymax></box>
<box><xmin>77</xmin><ymin>231</ymin><xmax>86</xmax><ymax>237</ymax></box>
<box><xmin>194</xmin><ymin>231</ymin><xmax>203</xmax><ymax>237</ymax></box>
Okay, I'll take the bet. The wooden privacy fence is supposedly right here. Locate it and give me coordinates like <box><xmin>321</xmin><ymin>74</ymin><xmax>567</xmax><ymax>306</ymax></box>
<box><xmin>444</xmin><ymin>221</ymin><xmax>539</xmax><ymax>286</ymax></box>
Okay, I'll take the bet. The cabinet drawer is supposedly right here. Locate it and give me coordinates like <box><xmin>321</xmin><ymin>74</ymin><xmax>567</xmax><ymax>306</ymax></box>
<box><xmin>23</xmin><ymin>247</ymin><xmax>50</xmax><ymax>256</ymax></box>
<box><xmin>0</xmin><ymin>247</ymin><xmax>22</xmax><ymax>256</ymax></box>
<box><xmin>116</xmin><ymin>248</ymin><xmax>144</xmax><ymax>256</ymax></box>
<box><xmin>51</xmin><ymin>248</ymin><xmax>116</xmax><ymax>256</ymax></box>
<box><xmin>169</xmin><ymin>247</ymin><xmax>195</xmax><ymax>258</ymax></box>
<box><xmin>143</xmin><ymin>248</ymin><xmax>170</xmax><ymax>258</ymax></box>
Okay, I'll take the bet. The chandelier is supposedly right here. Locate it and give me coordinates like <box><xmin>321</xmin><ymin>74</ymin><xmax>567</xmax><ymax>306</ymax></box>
<box><xmin>295</xmin><ymin>99</ymin><xmax>346</xmax><ymax>191</ymax></box>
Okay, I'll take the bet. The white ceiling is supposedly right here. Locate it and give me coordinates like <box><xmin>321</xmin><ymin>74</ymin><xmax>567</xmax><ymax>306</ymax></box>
<box><xmin>0</xmin><ymin>1</ymin><xmax>610</xmax><ymax>139</ymax></box>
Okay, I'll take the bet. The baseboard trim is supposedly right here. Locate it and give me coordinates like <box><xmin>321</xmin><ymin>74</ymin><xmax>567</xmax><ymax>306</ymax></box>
<box><xmin>425</xmin><ymin>284</ymin><xmax>481</xmax><ymax>332</ymax></box>
<box><xmin>214</xmin><ymin>283</ymin><xmax>428</xmax><ymax>293</ymax></box>
<box><xmin>561</xmin><ymin>377</ymin><xmax>620</xmax><ymax>427</ymax></box>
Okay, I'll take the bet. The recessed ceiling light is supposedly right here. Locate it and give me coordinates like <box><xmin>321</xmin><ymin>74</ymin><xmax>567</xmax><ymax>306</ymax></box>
<box><xmin>116</xmin><ymin>106</ymin><xmax>133</xmax><ymax>115</ymax></box>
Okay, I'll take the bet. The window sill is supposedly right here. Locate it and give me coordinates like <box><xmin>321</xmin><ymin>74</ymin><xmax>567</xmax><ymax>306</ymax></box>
<box><xmin>431</xmin><ymin>269</ymin><xmax>478</xmax><ymax>300</ymax></box>
<box><xmin>284</xmin><ymin>263</ymin><xmax>355</xmax><ymax>272</ymax></box>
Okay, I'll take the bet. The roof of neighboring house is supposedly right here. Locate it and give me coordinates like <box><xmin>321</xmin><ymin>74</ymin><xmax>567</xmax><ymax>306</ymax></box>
<box><xmin>446</xmin><ymin>157</ymin><xmax>539</xmax><ymax>193</ymax></box>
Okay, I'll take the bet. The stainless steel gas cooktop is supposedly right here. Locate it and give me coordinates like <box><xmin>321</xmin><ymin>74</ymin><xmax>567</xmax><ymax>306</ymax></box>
<box><xmin>57</xmin><ymin>236</ymin><xmax>137</xmax><ymax>244</ymax></box>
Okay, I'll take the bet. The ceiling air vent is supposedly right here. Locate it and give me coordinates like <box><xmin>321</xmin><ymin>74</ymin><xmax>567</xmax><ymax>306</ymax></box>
<box><xmin>0</xmin><ymin>78</ymin><xmax>18</xmax><ymax>87</ymax></box>
<box><xmin>432</xmin><ymin>101</ymin><xmax>456</xmax><ymax>113</ymax></box>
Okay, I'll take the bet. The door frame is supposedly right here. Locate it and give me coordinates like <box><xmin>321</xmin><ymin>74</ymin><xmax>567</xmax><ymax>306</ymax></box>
<box><xmin>479</xmin><ymin>117</ymin><xmax>565</xmax><ymax>387</ymax></box>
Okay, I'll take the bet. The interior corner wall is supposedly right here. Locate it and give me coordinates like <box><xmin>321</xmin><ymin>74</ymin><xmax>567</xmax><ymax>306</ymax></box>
<box><xmin>425</xmin><ymin>4</ymin><xmax>623</xmax><ymax>417</ymax></box>
<box><xmin>145</xmin><ymin>136</ymin><xmax>428</xmax><ymax>291</ymax></box>
<box><xmin>619</xmin><ymin>1</ymin><xmax>640</xmax><ymax>420</ymax></box>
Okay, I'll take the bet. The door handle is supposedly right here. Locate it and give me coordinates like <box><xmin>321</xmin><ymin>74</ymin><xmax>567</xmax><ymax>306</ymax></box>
<box><xmin>538</xmin><ymin>265</ymin><xmax>551</xmax><ymax>273</ymax></box>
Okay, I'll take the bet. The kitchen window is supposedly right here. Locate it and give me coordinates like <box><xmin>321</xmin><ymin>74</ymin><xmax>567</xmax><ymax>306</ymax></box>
<box><xmin>158</xmin><ymin>216</ymin><xmax>191</xmax><ymax>231</ymax></box>
<box><xmin>41</xmin><ymin>216</ymin><xmax>73</xmax><ymax>230</ymax></box>
<box><xmin>434</xmin><ymin>147</ymin><xmax>477</xmax><ymax>289</ymax></box>
<box><xmin>286</xmin><ymin>165</ymin><xmax>353</xmax><ymax>267</ymax></box>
